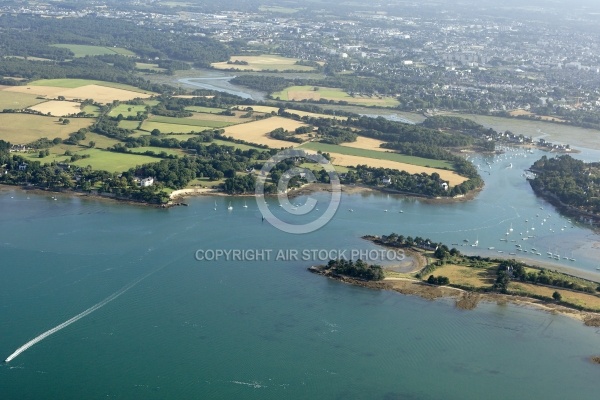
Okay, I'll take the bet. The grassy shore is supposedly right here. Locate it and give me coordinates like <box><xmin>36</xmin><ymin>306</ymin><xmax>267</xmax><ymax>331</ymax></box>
<box><xmin>309</xmin><ymin>235</ymin><xmax>600</xmax><ymax>327</ymax></box>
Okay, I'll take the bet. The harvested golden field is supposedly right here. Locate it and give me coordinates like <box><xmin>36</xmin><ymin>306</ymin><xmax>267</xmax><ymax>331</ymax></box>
<box><xmin>28</xmin><ymin>100</ymin><xmax>82</xmax><ymax>116</ymax></box>
<box><xmin>186</xmin><ymin>113</ymin><xmax>243</xmax><ymax>124</ymax></box>
<box><xmin>5</xmin><ymin>84</ymin><xmax>152</xmax><ymax>104</ymax></box>
<box><xmin>4</xmin><ymin>85</ymin><xmax>65</xmax><ymax>98</ymax></box>
<box><xmin>222</xmin><ymin>117</ymin><xmax>307</xmax><ymax>148</ymax></box>
<box><xmin>287</xmin><ymin>89</ymin><xmax>321</xmax><ymax>101</ymax></box>
<box><xmin>211</xmin><ymin>55</ymin><xmax>314</xmax><ymax>72</ymax></box>
<box><xmin>0</xmin><ymin>90</ymin><xmax>46</xmax><ymax>109</ymax></box>
<box><xmin>510</xmin><ymin>283</ymin><xmax>600</xmax><ymax>311</ymax></box>
<box><xmin>432</xmin><ymin>265</ymin><xmax>495</xmax><ymax>288</ymax></box>
<box><xmin>0</xmin><ymin>114</ymin><xmax>95</xmax><ymax>144</ymax></box>
<box><xmin>288</xmin><ymin>111</ymin><xmax>346</xmax><ymax>120</ymax></box>
<box><xmin>58</xmin><ymin>85</ymin><xmax>152</xmax><ymax>103</ymax></box>
<box><xmin>324</xmin><ymin>153</ymin><xmax>468</xmax><ymax>186</ymax></box>
<box><xmin>341</xmin><ymin>136</ymin><xmax>387</xmax><ymax>152</ymax></box>
<box><xmin>273</xmin><ymin>86</ymin><xmax>400</xmax><ymax>107</ymax></box>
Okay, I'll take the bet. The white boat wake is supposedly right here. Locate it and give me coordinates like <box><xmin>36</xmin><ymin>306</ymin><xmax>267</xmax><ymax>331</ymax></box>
<box><xmin>4</xmin><ymin>268</ymin><xmax>157</xmax><ymax>363</ymax></box>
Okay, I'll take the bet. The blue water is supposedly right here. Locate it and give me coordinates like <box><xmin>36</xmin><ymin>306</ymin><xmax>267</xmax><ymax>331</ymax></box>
<box><xmin>1</xmin><ymin>146</ymin><xmax>599</xmax><ymax>399</ymax></box>
<box><xmin>178</xmin><ymin>76</ymin><xmax>265</xmax><ymax>100</ymax></box>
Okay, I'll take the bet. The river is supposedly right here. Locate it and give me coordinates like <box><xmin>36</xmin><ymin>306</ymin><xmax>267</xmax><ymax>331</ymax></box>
<box><xmin>1</xmin><ymin>143</ymin><xmax>599</xmax><ymax>399</ymax></box>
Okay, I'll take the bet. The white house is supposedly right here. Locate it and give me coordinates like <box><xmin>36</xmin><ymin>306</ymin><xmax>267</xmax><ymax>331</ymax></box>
<box><xmin>382</xmin><ymin>177</ymin><xmax>392</xmax><ymax>185</ymax></box>
<box><xmin>140</xmin><ymin>177</ymin><xmax>154</xmax><ymax>187</ymax></box>
<box><xmin>441</xmin><ymin>182</ymin><xmax>449</xmax><ymax>191</ymax></box>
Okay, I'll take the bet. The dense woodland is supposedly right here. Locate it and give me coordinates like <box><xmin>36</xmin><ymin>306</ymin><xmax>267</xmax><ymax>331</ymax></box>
<box><xmin>530</xmin><ymin>155</ymin><xmax>600</xmax><ymax>216</ymax></box>
<box><xmin>321</xmin><ymin>259</ymin><xmax>385</xmax><ymax>281</ymax></box>
<box><xmin>0</xmin><ymin>15</ymin><xmax>230</xmax><ymax>66</ymax></box>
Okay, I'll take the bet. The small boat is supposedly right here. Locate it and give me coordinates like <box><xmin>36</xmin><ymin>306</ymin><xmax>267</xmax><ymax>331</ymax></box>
<box><xmin>243</xmin><ymin>201</ymin><xmax>248</xmax><ymax>208</ymax></box>
<box><xmin>227</xmin><ymin>202</ymin><xmax>233</xmax><ymax>211</ymax></box>
<box><xmin>488</xmin><ymin>247</ymin><xmax>495</xmax><ymax>250</ymax></box>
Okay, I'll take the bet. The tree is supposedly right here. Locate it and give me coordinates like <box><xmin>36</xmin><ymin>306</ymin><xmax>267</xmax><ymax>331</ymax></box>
<box><xmin>552</xmin><ymin>291</ymin><xmax>562</xmax><ymax>301</ymax></box>
<box><xmin>89</xmin><ymin>141</ymin><xmax>96</xmax><ymax>148</ymax></box>
<box><xmin>62</xmin><ymin>119</ymin><xmax>70</xmax><ymax>125</ymax></box>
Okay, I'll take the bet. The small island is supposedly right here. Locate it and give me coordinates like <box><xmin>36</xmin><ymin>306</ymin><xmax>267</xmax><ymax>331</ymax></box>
<box><xmin>529</xmin><ymin>155</ymin><xmax>600</xmax><ymax>228</ymax></box>
<box><xmin>310</xmin><ymin>233</ymin><xmax>600</xmax><ymax>325</ymax></box>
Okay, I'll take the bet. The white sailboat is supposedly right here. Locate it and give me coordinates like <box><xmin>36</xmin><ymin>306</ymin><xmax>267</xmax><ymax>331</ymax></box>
<box><xmin>243</xmin><ymin>200</ymin><xmax>248</xmax><ymax>208</ymax></box>
<box><xmin>227</xmin><ymin>202</ymin><xmax>233</xmax><ymax>211</ymax></box>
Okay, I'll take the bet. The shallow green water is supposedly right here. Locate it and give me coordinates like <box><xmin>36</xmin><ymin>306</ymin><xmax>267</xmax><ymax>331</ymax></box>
<box><xmin>1</xmin><ymin>147</ymin><xmax>600</xmax><ymax>399</ymax></box>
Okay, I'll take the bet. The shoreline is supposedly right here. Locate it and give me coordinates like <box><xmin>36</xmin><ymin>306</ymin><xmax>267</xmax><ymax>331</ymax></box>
<box><xmin>0</xmin><ymin>184</ymin><xmax>168</xmax><ymax>208</ymax></box>
<box><xmin>528</xmin><ymin>184</ymin><xmax>600</xmax><ymax>231</ymax></box>
<box><xmin>170</xmin><ymin>182</ymin><xmax>482</xmax><ymax>203</ymax></box>
<box><xmin>308</xmin><ymin>265</ymin><xmax>600</xmax><ymax>326</ymax></box>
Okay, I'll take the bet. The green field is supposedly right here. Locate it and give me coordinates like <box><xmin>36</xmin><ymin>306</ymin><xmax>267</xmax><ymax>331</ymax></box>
<box><xmin>298</xmin><ymin>162</ymin><xmax>352</xmax><ymax>174</ymax></box>
<box><xmin>185</xmin><ymin>106</ymin><xmax>225</xmax><ymax>114</ymax></box>
<box><xmin>212</xmin><ymin>139</ymin><xmax>265</xmax><ymax>151</ymax></box>
<box><xmin>0</xmin><ymin>91</ymin><xmax>47</xmax><ymax>110</ymax></box>
<box><xmin>135</xmin><ymin>63</ymin><xmax>166</xmax><ymax>72</ymax></box>
<box><xmin>144</xmin><ymin>100</ymin><xmax>161</xmax><ymax>107</ymax></box>
<box><xmin>84</xmin><ymin>132</ymin><xmax>123</xmax><ymax>149</ymax></box>
<box><xmin>161</xmin><ymin>134</ymin><xmax>196</xmax><ymax>141</ymax></box>
<box><xmin>272</xmin><ymin>85</ymin><xmax>400</xmax><ymax>107</ymax></box>
<box><xmin>70</xmin><ymin>149</ymin><xmax>160</xmax><ymax>172</ymax></box>
<box><xmin>51</xmin><ymin>44</ymin><xmax>136</xmax><ymax>57</ymax></box>
<box><xmin>108</xmin><ymin>104</ymin><xmax>148</xmax><ymax>118</ymax></box>
<box><xmin>299</xmin><ymin>142</ymin><xmax>454</xmax><ymax>169</ymax></box>
<box><xmin>24</xmin><ymin>142</ymin><xmax>79</xmax><ymax>159</ymax></box>
<box><xmin>141</xmin><ymin>121</ymin><xmax>212</xmax><ymax>134</ymax></box>
<box><xmin>82</xmin><ymin>105</ymin><xmax>101</xmax><ymax>116</ymax></box>
<box><xmin>0</xmin><ymin>114</ymin><xmax>95</xmax><ymax>144</ymax></box>
<box><xmin>29</xmin><ymin>79</ymin><xmax>150</xmax><ymax>93</ymax></box>
<box><xmin>190</xmin><ymin>177</ymin><xmax>226</xmax><ymax>188</ymax></box>
<box><xmin>128</xmin><ymin>147</ymin><xmax>186</xmax><ymax>157</ymax></box>
<box><xmin>118</xmin><ymin>120</ymin><xmax>143</xmax><ymax>130</ymax></box>
<box><xmin>149</xmin><ymin>115</ymin><xmax>234</xmax><ymax>128</ymax></box>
